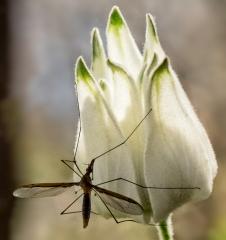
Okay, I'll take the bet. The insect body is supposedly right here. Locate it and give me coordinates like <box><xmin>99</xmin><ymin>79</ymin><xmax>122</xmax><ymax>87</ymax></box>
<box><xmin>13</xmin><ymin>158</ymin><xmax>144</xmax><ymax>228</ymax></box>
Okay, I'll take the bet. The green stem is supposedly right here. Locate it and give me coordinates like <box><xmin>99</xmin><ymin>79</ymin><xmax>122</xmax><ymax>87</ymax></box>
<box><xmin>156</xmin><ymin>215</ymin><xmax>174</xmax><ymax>240</ymax></box>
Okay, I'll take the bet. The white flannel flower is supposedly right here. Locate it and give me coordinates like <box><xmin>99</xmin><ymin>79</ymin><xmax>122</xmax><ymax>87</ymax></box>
<box><xmin>74</xmin><ymin>6</ymin><xmax>217</xmax><ymax>224</ymax></box>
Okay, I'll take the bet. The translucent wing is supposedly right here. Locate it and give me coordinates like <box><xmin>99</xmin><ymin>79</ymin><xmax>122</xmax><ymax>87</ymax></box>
<box><xmin>13</xmin><ymin>182</ymin><xmax>79</xmax><ymax>198</ymax></box>
<box><xmin>93</xmin><ymin>186</ymin><xmax>143</xmax><ymax>215</ymax></box>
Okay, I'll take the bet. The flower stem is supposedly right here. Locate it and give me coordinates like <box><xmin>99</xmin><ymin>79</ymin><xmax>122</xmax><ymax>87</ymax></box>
<box><xmin>156</xmin><ymin>215</ymin><xmax>174</xmax><ymax>240</ymax></box>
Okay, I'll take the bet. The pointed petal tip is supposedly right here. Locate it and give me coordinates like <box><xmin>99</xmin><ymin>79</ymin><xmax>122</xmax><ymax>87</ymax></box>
<box><xmin>93</xmin><ymin>27</ymin><xmax>98</xmax><ymax>33</ymax></box>
<box><xmin>91</xmin><ymin>28</ymin><xmax>103</xmax><ymax>58</ymax></box>
<box><xmin>145</xmin><ymin>14</ymin><xmax>158</xmax><ymax>40</ymax></box>
<box><xmin>146</xmin><ymin>14</ymin><xmax>154</xmax><ymax>27</ymax></box>
<box><xmin>91</xmin><ymin>27</ymin><xmax>99</xmax><ymax>40</ymax></box>
<box><xmin>75</xmin><ymin>55</ymin><xmax>84</xmax><ymax>64</ymax></box>
<box><xmin>75</xmin><ymin>57</ymin><xmax>91</xmax><ymax>83</ymax></box>
<box><xmin>91</xmin><ymin>28</ymin><xmax>108</xmax><ymax>78</ymax></box>
<box><xmin>146</xmin><ymin>13</ymin><xmax>154</xmax><ymax>22</ymax></box>
<box><xmin>75</xmin><ymin>56</ymin><xmax>85</xmax><ymax>71</ymax></box>
<box><xmin>108</xmin><ymin>6</ymin><xmax>124</xmax><ymax>29</ymax></box>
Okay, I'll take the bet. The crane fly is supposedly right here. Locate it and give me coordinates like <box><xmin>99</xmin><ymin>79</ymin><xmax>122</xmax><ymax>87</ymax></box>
<box><xmin>13</xmin><ymin>158</ymin><xmax>145</xmax><ymax>228</ymax></box>
<box><xmin>13</xmin><ymin>108</ymin><xmax>153</xmax><ymax>228</ymax></box>
<box><xmin>13</xmin><ymin>105</ymin><xmax>200</xmax><ymax>228</ymax></box>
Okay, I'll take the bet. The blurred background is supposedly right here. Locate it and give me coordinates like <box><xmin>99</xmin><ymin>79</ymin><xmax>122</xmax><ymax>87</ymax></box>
<box><xmin>1</xmin><ymin>0</ymin><xmax>226</xmax><ymax>239</ymax></box>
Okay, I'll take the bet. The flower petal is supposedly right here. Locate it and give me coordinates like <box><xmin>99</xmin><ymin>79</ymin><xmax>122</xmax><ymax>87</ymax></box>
<box><xmin>91</xmin><ymin>28</ymin><xmax>111</xmax><ymax>82</ymax></box>
<box><xmin>143</xmin><ymin>14</ymin><xmax>165</xmax><ymax>65</ymax></box>
<box><xmin>107</xmin><ymin>6</ymin><xmax>142</xmax><ymax>80</ymax></box>
<box><xmin>74</xmin><ymin>57</ymin><xmax>140</xmax><ymax>217</ymax></box>
<box><xmin>144</xmin><ymin>59</ymin><xmax>217</xmax><ymax>222</ymax></box>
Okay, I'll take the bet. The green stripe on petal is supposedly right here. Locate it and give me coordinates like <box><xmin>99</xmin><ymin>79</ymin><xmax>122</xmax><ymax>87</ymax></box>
<box><xmin>141</xmin><ymin>54</ymin><xmax>160</xmax><ymax>110</ymax></box>
<box><xmin>145</xmin><ymin>14</ymin><xmax>158</xmax><ymax>45</ymax></box>
<box><xmin>92</xmin><ymin>28</ymin><xmax>104</xmax><ymax>59</ymax></box>
<box><xmin>91</xmin><ymin>28</ymin><xmax>110</xmax><ymax>82</ymax></box>
<box><xmin>76</xmin><ymin>57</ymin><xmax>91</xmax><ymax>83</ymax></box>
<box><xmin>152</xmin><ymin>58</ymin><xmax>169</xmax><ymax>93</ymax></box>
<box><xmin>141</xmin><ymin>14</ymin><xmax>165</xmax><ymax>98</ymax></box>
<box><xmin>107</xmin><ymin>6</ymin><xmax>142</xmax><ymax>80</ymax></box>
<box><xmin>75</xmin><ymin>57</ymin><xmax>98</xmax><ymax>95</ymax></box>
<box><xmin>144</xmin><ymin>14</ymin><xmax>165</xmax><ymax>65</ymax></box>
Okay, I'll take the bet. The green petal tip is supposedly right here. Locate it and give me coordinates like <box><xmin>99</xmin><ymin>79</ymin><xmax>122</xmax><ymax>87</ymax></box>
<box><xmin>91</xmin><ymin>28</ymin><xmax>103</xmax><ymax>59</ymax></box>
<box><xmin>91</xmin><ymin>28</ymin><xmax>99</xmax><ymax>43</ymax></box>
<box><xmin>75</xmin><ymin>57</ymin><xmax>91</xmax><ymax>83</ymax></box>
<box><xmin>108</xmin><ymin>6</ymin><xmax>124</xmax><ymax>28</ymax></box>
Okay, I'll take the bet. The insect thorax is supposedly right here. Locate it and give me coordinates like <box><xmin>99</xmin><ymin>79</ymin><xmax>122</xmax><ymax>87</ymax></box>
<box><xmin>80</xmin><ymin>174</ymin><xmax>92</xmax><ymax>192</ymax></box>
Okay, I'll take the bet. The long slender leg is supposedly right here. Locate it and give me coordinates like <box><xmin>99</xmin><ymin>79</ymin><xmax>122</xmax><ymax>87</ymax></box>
<box><xmin>61</xmin><ymin>159</ymin><xmax>82</xmax><ymax>178</ymax></box>
<box><xmin>91</xmin><ymin>108</ymin><xmax>152</xmax><ymax>162</ymax></box>
<box><xmin>96</xmin><ymin>177</ymin><xmax>200</xmax><ymax>190</ymax></box>
<box><xmin>60</xmin><ymin>193</ymin><xmax>84</xmax><ymax>215</ymax></box>
<box><xmin>73</xmin><ymin>83</ymin><xmax>83</xmax><ymax>176</ymax></box>
<box><xmin>62</xmin><ymin>211</ymin><xmax>82</xmax><ymax>215</ymax></box>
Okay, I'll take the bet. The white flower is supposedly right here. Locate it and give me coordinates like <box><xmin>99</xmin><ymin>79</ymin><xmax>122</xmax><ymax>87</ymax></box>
<box><xmin>74</xmin><ymin>6</ymin><xmax>217</xmax><ymax>224</ymax></box>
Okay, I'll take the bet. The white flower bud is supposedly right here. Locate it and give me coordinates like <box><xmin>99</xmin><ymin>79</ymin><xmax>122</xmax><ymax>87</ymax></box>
<box><xmin>74</xmin><ymin>6</ymin><xmax>217</xmax><ymax>224</ymax></box>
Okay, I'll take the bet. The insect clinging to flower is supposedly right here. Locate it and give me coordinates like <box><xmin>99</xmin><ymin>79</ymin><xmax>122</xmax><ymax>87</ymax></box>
<box><xmin>13</xmin><ymin>5</ymin><xmax>217</xmax><ymax>234</ymax></box>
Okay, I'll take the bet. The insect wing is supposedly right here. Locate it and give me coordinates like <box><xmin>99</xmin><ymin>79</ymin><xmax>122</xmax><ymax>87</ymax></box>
<box><xmin>93</xmin><ymin>186</ymin><xmax>143</xmax><ymax>215</ymax></box>
<box><xmin>13</xmin><ymin>182</ymin><xmax>78</xmax><ymax>198</ymax></box>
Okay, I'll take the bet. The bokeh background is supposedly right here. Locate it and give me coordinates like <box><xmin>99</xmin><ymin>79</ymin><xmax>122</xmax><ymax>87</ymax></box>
<box><xmin>1</xmin><ymin>0</ymin><xmax>226</xmax><ymax>239</ymax></box>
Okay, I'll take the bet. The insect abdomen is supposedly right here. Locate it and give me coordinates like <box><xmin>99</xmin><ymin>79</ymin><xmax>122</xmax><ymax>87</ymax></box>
<box><xmin>82</xmin><ymin>192</ymin><xmax>91</xmax><ymax>228</ymax></box>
